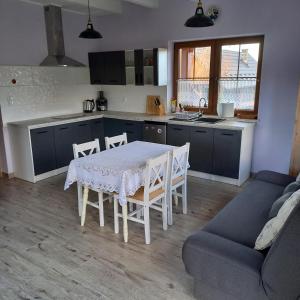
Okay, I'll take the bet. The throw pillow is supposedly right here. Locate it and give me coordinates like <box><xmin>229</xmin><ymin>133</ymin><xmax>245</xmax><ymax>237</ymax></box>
<box><xmin>297</xmin><ymin>172</ymin><xmax>300</xmax><ymax>182</ymax></box>
<box><xmin>255</xmin><ymin>190</ymin><xmax>300</xmax><ymax>250</ymax></box>
<box><xmin>268</xmin><ymin>192</ymin><xmax>293</xmax><ymax>219</ymax></box>
<box><xmin>283</xmin><ymin>181</ymin><xmax>300</xmax><ymax>194</ymax></box>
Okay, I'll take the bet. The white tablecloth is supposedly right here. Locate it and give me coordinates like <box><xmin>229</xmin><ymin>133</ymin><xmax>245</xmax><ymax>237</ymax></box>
<box><xmin>64</xmin><ymin>141</ymin><xmax>174</xmax><ymax>205</ymax></box>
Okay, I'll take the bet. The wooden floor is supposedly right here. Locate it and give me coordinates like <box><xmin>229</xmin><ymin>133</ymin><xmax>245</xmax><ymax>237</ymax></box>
<box><xmin>0</xmin><ymin>174</ymin><xmax>241</xmax><ymax>300</ymax></box>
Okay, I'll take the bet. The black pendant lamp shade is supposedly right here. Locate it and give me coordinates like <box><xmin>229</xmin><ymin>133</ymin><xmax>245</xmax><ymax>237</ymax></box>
<box><xmin>185</xmin><ymin>0</ymin><xmax>217</xmax><ymax>27</ymax></box>
<box><xmin>79</xmin><ymin>0</ymin><xmax>102</xmax><ymax>39</ymax></box>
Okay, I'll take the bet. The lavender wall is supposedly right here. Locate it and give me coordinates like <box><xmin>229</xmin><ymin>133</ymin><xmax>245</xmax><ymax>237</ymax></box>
<box><xmin>0</xmin><ymin>0</ymin><xmax>300</xmax><ymax>174</ymax></box>
<box><xmin>94</xmin><ymin>0</ymin><xmax>300</xmax><ymax>174</ymax></box>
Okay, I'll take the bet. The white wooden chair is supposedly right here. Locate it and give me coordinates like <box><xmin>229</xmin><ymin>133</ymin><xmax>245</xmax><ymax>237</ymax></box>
<box><xmin>73</xmin><ymin>139</ymin><xmax>111</xmax><ymax>227</ymax></box>
<box><xmin>170</xmin><ymin>143</ymin><xmax>190</xmax><ymax>215</ymax></box>
<box><xmin>105</xmin><ymin>133</ymin><xmax>127</xmax><ymax>150</ymax></box>
<box><xmin>114</xmin><ymin>152</ymin><xmax>170</xmax><ymax>245</ymax></box>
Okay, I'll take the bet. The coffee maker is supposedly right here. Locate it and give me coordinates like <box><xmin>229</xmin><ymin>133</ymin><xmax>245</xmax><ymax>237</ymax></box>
<box><xmin>96</xmin><ymin>91</ymin><xmax>108</xmax><ymax>111</ymax></box>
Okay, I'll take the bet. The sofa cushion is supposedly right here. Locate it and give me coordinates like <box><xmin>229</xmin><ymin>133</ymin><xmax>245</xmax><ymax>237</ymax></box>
<box><xmin>255</xmin><ymin>190</ymin><xmax>300</xmax><ymax>250</ymax></box>
<box><xmin>255</xmin><ymin>170</ymin><xmax>295</xmax><ymax>186</ymax></box>
<box><xmin>183</xmin><ymin>231</ymin><xmax>266</xmax><ymax>300</ymax></box>
<box><xmin>204</xmin><ymin>180</ymin><xmax>284</xmax><ymax>247</ymax></box>
<box><xmin>269</xmin><ymin>192</ymin><xmax>293</xmax><ymax>219</ymax></box>
<box><xmin>283</xmin><ymin>181</ymin><xmax>300</xmax><ymax>194</ymax></box>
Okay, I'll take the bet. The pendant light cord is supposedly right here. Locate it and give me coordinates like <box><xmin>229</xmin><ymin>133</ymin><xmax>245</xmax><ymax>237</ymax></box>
<box><xmin>88</xmin><ymin>0</ymin><xmax>91</xmax><ymax>23</ymax></box>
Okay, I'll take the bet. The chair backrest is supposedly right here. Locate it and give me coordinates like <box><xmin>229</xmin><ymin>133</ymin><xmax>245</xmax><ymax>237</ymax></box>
<box><xmin>105</xmin><ymin>133</ymin><xmax>128</xmax><ymax>150</ymax></box>
<box><xmin>143</xmin><ymin>151</ymin><xmax>170</xmax><ymax>203</ymax></box>
<box><xmin>73</xmin><ymin>139</ymin><xmax>100</xmax><ymax>159</ymax></box>
<box><xmin>171</xmin><ymin>143</ymin><xmax>190</xmax><ymax>181</ymax></box>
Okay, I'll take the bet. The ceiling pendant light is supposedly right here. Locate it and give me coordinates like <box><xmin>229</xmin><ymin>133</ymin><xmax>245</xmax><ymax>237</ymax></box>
<box><xmin>185</xmin><ymin>0</ymin><xmax>219</xmax><ymax>28</ymax></box>
<box><xmin>79</xmin><ymin>0</ymin><xmax>102</xmax><ymax>39</ymax></box>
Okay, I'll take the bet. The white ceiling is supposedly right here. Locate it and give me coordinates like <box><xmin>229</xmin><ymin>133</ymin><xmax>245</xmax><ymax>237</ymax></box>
<box><xmin>19</xmin><ymin>0</ymin><xmax>159</xmax><ymax>16</ymax></box>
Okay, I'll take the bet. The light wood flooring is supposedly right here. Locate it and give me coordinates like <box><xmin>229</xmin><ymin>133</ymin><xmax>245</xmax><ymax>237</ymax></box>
<box><xmin>0</xmin><ymin>174</ymin><xmax>242</xmax><ymax>300</ymax></box>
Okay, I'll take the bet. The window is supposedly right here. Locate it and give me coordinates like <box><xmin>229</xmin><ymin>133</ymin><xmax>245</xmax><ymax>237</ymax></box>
<box><xmin>174</xmin><ymin>36</ymin><xmax>264</xmax><ymax>117</ymax></box>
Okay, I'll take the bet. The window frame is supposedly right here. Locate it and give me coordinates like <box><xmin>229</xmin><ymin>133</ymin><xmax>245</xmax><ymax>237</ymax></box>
<box><xmin>173</xmin><ymin>36</ymin><xmax>264</xmax><ymax>118</ymax></box>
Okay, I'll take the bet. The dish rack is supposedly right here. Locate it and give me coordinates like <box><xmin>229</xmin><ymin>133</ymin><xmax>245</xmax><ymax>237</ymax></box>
<box><xmin>175</xmin><ymin>111</ymin><xmax>199</xmax><ymax>120</ymax></box>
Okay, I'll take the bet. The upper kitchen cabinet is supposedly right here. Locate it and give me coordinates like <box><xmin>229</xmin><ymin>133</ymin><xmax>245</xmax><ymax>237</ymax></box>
<box><xmin>88</xmin><ymin>51</ymin><xmax>126</xmax><ymax>85</ymax></box>
<box><xmin>133</xmin><ymin>48</ymin><xmax>167</xmax><ymax>86</ymax></box>
<box><xmin>89</xmin><ymin>48</ymin><xmax>167</xmax><ymax>86</ymax></box>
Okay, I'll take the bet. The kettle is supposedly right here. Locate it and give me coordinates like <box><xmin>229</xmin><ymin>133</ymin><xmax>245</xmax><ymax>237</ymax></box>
<box><xmin>83</xmin><ymin>99</ymin><xmax>95</xmax><ymax>113</ymax></box>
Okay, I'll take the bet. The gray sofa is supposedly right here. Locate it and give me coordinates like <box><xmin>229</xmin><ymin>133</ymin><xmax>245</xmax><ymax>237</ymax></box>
<box><xmin>182</xmin><ymin>171</ymin><xmax>300</xmax><ymax>300</ymax></box>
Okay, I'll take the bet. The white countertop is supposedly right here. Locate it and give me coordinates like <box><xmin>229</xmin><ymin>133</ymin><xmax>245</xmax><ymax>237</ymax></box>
<box><xmin>8</xmin><ymin>110</ymin><xmax>256</xmax><ymax>131</ymax></box>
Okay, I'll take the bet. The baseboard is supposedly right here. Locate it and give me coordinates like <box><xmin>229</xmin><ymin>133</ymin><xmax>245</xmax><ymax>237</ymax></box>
<box><xmin>1</xmin><ymin>171</ymin><xmax>15</xmax><ymax>179</ymax></box>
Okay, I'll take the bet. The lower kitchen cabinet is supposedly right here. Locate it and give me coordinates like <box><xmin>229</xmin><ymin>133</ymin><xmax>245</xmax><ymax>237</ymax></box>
<box><xmin>31</xmin><ymin>127</ymin><xmax>56</xmax><ymax>175</ymax></box>
<box><xmin>90</xmin><ymin>118</ymin><xmax>105</xmax><ymax>149</ymax></box>
<box><xmin>167</xmin><ymin>124</ymin><xmax>190</xmax><ymax>146</ymax></box>
<box><xmin>190</xmin><ymin>127</ymin><xmax>214</xmax><ymax>173</ymax></box>
<box><xmin>104</xmin><ymin>118</ymin><xmax>124</xmax><ymax>139</ymax></box>
<box><xmin>104</xmin><ymin>118</ymin><xmax>143</xmax><ymax>143</ymax></box>
<box><xmin>213</xmin><ymin>129</ymin><xmax>241</xmax><ymax>179</ymax></box>
<box><xmin>54</xmin><ymin>124</ymin><xmax>76</xmax><ymax>169</ymax></box>
<box><xmin>123</xmin><ymin>120</ymin><xmax>143</xmax><ymax>142</ymax></box>
<box><xmin>74</xmin><ymin>121</ymin><xmax>92</xmax><ymax>144</ymax></box>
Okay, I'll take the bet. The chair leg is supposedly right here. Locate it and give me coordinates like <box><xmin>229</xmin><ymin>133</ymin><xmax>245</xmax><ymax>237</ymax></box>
<box><xmin>98</xmin><ymin>192</ymin><xmax>104</xmax><ymax>227</ymax></box>
<box><xmin>122</xmin><ymin>204</ymin><xmax>128</xmax><ymax>243</ymax></box>
<box><xmin>182</xmin><ymin>182</ymin><xmax>187</xmax><ymax>214</ymax></box>
<box><xmin>167</xmin><ymin>188</ymin><xmax>173</xmax><ymax>226</ymax></box>
<box><xmin>129</xmin><ymin>202</ymin><xmax>134</xmax><ymax>212</ymax></box>
<box><xmin>81</xmin><ymin>186</ymin><xmax>89</xmax><ymax>226</ymax></box>
<box><xmin>174</xmin><ymin>189</ymin><xmax>179</xmax><ymax>207</ymax></box>
<box><xmin>77</xmin><ymin>183</ymin><xmax>83</xmax><ymax>216</ymax></box>
<box><xmin>114</xmin><ymin>195</ymin><xmax>119</xmax><ymax>234</ymax></box>
<box><xmin>144</xmin><ymin>205</ymin><xmax>151</xmax><ymax>245</ymax></box>
<box><xmin>162</xmin><ymin>196</ymin><xmax>168</xmax><ymax>231</ymax></box>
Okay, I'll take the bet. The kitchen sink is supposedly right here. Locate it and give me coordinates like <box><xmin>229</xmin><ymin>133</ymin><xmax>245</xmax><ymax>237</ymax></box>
<box><xmin>51</xmin><ymin>113</ymin><xmax>87</xmax><ymax>120</ymax></box>
<box><xmin>195</xmin><ymin>117</ymin><xmax>225</xmax><ymax>124</ymax></box>
<box><xmin>169</xmin><ymin>117</ymin><xmax>225</xmax><ymax>124</ymax></box>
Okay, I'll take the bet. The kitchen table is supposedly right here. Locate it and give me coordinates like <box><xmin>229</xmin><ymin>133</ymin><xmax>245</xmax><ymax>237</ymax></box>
<box><xmin>64</xmin><ymin>141</ymin><xmax>175</xmax><ymax>225</ymax></box>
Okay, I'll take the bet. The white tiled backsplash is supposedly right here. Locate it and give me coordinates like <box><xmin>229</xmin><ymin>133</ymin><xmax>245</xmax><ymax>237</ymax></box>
<box><xmin>0</xmin><ymin>66</ymin><xmax>100</xmax><ymax>124</ymax></box>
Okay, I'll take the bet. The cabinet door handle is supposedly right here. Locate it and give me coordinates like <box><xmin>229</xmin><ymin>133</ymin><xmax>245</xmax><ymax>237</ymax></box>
<box><xmin>36</xmin><ymin>130</ymin><xmax>48</xmax><ymax>134</ymax></box>
<box><xmin>195</xmin><ymin>130</ymin><xmax>207</xmax><ymax>133</ymax></box>
<box><xmin>221</xmin><ymin>133</ymin><xmax>234</xmax><ymax>136</ymax></box>
<box><xmin>59</xmin><ymin>127</ymin><xmax>68</xmax><ymax>131</ymax></box>
<box><xmin>79</xmin><ymin>123</ymin><xmax>88</xmax><ymax>127</ymax></box>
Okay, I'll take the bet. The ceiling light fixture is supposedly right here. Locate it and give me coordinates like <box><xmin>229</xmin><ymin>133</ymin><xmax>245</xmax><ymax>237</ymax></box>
<box><xmin>185</xmin><ymin>0</ymin><xmax>219</xmax><ymax>28</ymax></box>
<box><xmin>79</xmin><ymin>0</ymin><xmax>102</xmax><ymax>39</ymax></box>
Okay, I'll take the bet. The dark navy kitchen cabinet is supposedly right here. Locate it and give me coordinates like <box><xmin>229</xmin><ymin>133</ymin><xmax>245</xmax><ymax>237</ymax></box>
<box><xmin>123</xmin><ymin>120</ymin><xmax>143</xmax><ymax>142</ymax></box>
<box><xmin>54</xmin><ymin>123</ymin><xmax>76</xmax><ymax>168</ymax></box>
<box><xmin>104</xmin><ymin>118</ymin><xmax>125</xmax><ymax>138</ymax></box>
<box><xmin>73</xmin><ymin>121</ymin><xmax>92</xmax><ymax>144</ymax></box>
<box><xmin>167</xmin><ymin>124</ymin><xmax>190</xmax><ymax>146</ymax></box>
<box><xmin>90</xmin><ymin>118</ymin><xmax>105</xmax><ymax>149</ymax></box>
<box><xmin>190</xmin><ymin>127</ymin><xmax>214</xmax><ymax>173</ymax></box>
<box><xmin>134</xmin><ymin>49</ymin><xmax>144</xmax><ymax>86</ymax></box>
<box><xmin>213</xmin><ymin>129</ymin><xmax>241</xmax><ymax>179</ymax></box>
<box><xmin>88</xmin><ymin>51</ymin><xmax>126</xmax><ymax>85</ymax></box>
<box><xmin>104</xmin><ymin>118</ymin><xmax>142</xmax><ymax>143</ymax></box>
<box><xmin>31</xmin><ymin>127</ymin><xmax>56</xmax><ymax>175</ymax></box>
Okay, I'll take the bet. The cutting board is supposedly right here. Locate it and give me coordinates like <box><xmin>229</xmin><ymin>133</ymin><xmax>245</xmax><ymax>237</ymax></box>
<box><xmin>146</xmin><ymin>95</ymin><xmax>165</xmax><ymax>115</ymax></box>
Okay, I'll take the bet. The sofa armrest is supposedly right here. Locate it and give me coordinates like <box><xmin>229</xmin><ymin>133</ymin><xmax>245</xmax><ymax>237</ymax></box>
<box><xmin>255</xmin><ymin>170</ymin><xmax>295</xmax><ymax>187</ymax></box>
<box><xmin>183</xmin><ymin>231</ymin><xmax>266</xmax><ymax>299</ymax></box>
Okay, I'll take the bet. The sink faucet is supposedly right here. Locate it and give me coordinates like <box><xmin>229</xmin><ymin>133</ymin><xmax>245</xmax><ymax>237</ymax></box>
<box><xmin>199</xmin><ymin>98</ymin><xmax>208</xmax><ymax>116</ymax></box>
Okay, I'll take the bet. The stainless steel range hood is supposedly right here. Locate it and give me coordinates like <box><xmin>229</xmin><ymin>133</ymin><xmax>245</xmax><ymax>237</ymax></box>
<box><xmin>40</xmin><ymin>5</ymin><xmax>84</xmax><ymax>67</ymax></box>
